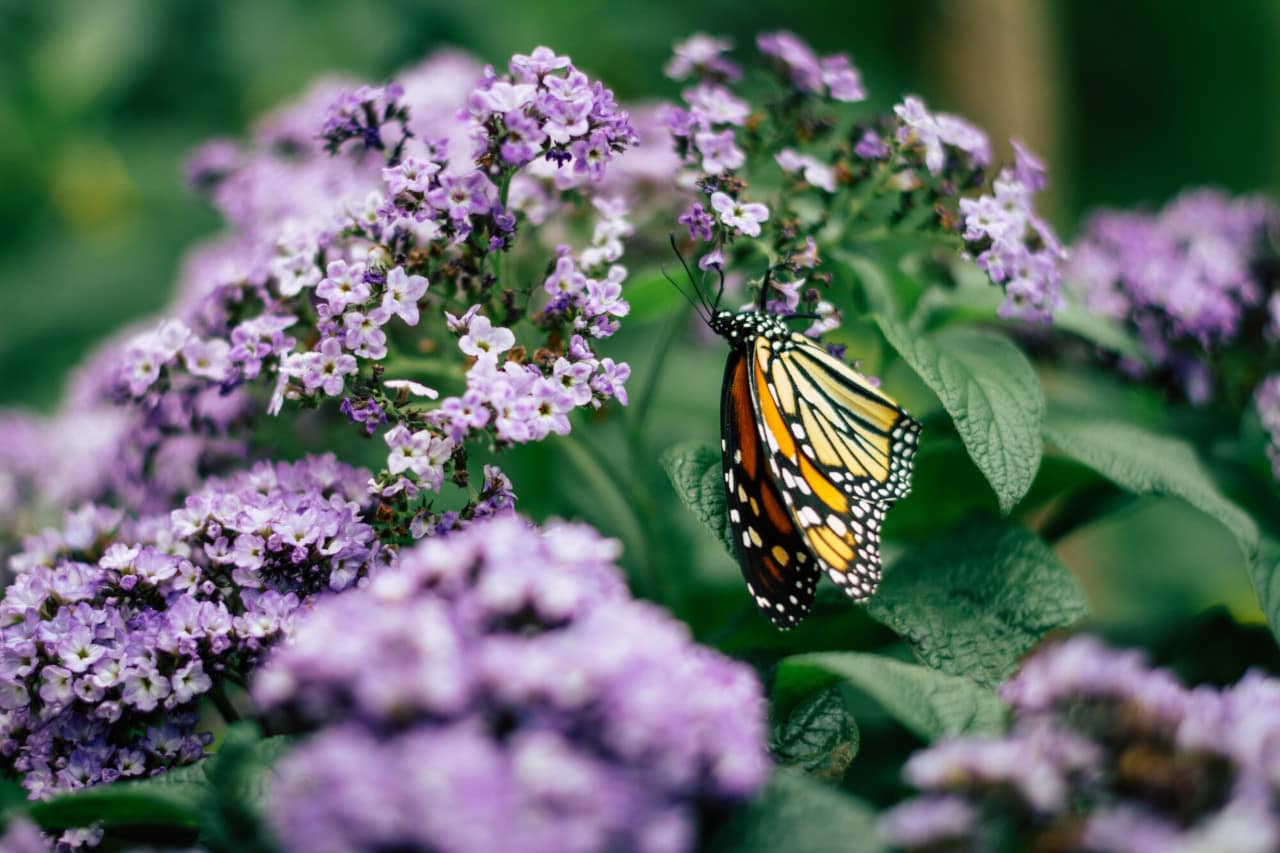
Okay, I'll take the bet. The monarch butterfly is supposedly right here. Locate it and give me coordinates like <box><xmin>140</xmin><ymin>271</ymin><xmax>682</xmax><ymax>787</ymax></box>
<box><xmin>669</xmin><ymin>243</ymin><xmax>921</xmax><ymax>628</ymax></box>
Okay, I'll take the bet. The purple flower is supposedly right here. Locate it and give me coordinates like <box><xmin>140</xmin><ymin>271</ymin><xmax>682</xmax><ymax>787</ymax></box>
<box><xmin>570</xmin><ymin>131</ymin><xmax>613</xmax><ymax>181</ymax></box>
<box><xmin>342</xmin><ymin>307</ymin><xmax>391</xmax><ymax>359</ymax></box>
<box><xmin>881</xmin><ymin>797</ymin><xmax>978</xmax><ymax>849</ymax></box>
<box><xmin>458</xmin><ymin>314</ymin><xmax>517</xmax><ymax>358</ymax></box>
<box><xmin>429</xmin><ymin>172</ymin><xmax>495</xmax><ymax>223</ymax></box>
<box><xmin>891</xmin><ymin>635</ymin><xmax>1280</xmax><ymax>852</ymax></box>
<box><xmin>678</xmin><ymin>203</ymin><xmax>715</xmax><ymax>242</ymax></box>
<box><xmin>895</xmin><ymin>96</ymin><xmax>987</xmax><ymax>174</ymax></box>
<box><xmin>684</xmin><ymin>84</ymin><xmax>749</xmax><ymax>127</ymax></box>
<box><xmin>710</xmin><ymin>191</ymin><xmax>769</xmax><ymax>237</ymax></box>
<box><xmin>1066</xmin><ymin>189</ymin><xmax>1277</xmax><ymax>401</ymax></box>
<box><xmin>0</xmin><ymin>456</ymin><xmax>379</xmax><ymax>796</ymax></box>
<box><xmin>693</xmin><ymin>129</ymin><xmax>744</xmax><ymax>174</ymax></box>
<box><xmin>775</xmin><ymin>148</ymin><xmax>836</xmax><ymax>192</ymax></box>
<box><xmin>665</xmin><ymin>34</ymin><xmax>740</xmax><ymax>82</ymax></box>
<box><xmin>820</xmin><ymin>54</ymin><xmax>866</xmax><ymax>102</ymax></box>
<box><xmin>316</xmin><ymin>260</ymin><xmax>371</xmax><ymax>310</ymax></box>
<box><xmin>255</xmin><ymin>516</ymin><xmax>768</xmax><ymax>853</ymax></box>
<box><xmin>590</xmin><ymin>358</ymin><xmax>630</xmax><ymax>406</ymax></box>
<box><xmin>853</xmin><ymin>129</ymin><xmax>889</xmax><ymax>160</ymax></box>
<box><xmin>1255</xmin><ymin>374</ymin><xmax>1280</xmax><ymax>480</ymax></box>
<box><xmin>757</xmin><ymin>31</ymin><xmax>823</xmax><ymax>93</ymax></box>
<box><xmin>382</xmin><ymin>157</ymin><xmax>440</xmax><ymax>195</ymax></box>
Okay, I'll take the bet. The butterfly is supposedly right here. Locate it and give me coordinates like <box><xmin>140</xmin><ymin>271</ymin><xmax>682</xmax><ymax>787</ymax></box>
<box><xmin>669</xmin><ymin>244</ymin><xmax>921</xmax><ymax>629</ymax></box>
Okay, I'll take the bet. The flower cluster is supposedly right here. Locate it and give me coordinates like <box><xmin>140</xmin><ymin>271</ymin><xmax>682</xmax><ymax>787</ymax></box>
<box><xmin>254</xmin><ymin>515</ymin><xmax>768</xmax><ymax>853</ymax></box>
<box><xmin>882</xmin><ymin>96</ymin><xmax>1064</xmax><ymax>322</ymax></box>
<box><xmin>661</xmin><ymin>31</ymin><xmax>1064</xmax><ymax>332</ymax></box>
<box><xmin>63</xmin><ymin>47</ymin><xmax>639</xmax><ymax>545</ymax></box>
<box><xmin>0</xmin><ymin>332</ymin><xmax>254</xmax><ymax>557</ymax></box>
<box><xmin>467</xmin><ymin>47</ymin><xmax>637</xmax><ymax>175</ymax></box>
<box><xmin>884</xmin><ymin>635</ymin><xmax>1280</xmax><ymax>852</ymax></box>
<box><xmin>320</xmin><ymin>82</ymin><xmax>412</xmax><ymax>157</ymax></box>
<box><xmin>953</xmin><ymin>137</ymin><xmax>1064</xmax><ymax>322</ymax></box>
<box><xmin>1066</xmin><ymin>188</ymin><xmax>1279</xmax><ymax>402</ymax></box>
<box><xmin>0</xmin><ymin>455</ymin><xmax>380</xmax><ymax>797</ymax></box>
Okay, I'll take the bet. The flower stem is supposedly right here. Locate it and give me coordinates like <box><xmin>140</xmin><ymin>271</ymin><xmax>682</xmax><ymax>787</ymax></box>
<box><xmin>560</xmin><ymin>431</ymin><xmax>669</xmax><ymax>607</ymax></box>
<box><xmin>208</xmin><ymin>682</ymin><xmax>242</xmax><ymax>725</ymax></box>
<box><xmin>628</xmin><ymin>310</ymin><xmax>686</xmax><ymax>443</ymax></box>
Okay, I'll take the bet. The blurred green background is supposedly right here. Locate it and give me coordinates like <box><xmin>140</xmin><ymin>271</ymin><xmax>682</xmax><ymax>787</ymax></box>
<box><xmin>1</xmin><ymin>0</ymin><xmax>1277</xmax><ymax>641</ymax></box>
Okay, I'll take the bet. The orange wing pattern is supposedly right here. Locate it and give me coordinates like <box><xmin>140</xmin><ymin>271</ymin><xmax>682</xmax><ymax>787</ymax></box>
<box><xmin>748</xmin><ymin>334</ymin><xmax>919</xmax><ymax>600</ymax></box>
<box><xmin>720</xmin><ymin>350</ymin><xmax>820</xmax><ymax>627</ymax></box>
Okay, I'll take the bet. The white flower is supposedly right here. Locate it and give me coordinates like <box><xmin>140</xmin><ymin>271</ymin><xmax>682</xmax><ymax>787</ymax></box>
<box><xmin>459</xmin><ymin>315</ymin><xmax>516</xmax><ymax>357</ymax></box>
<box><xmin>710</xmin><ymin>191</ymin><xmax>770</xmax><ymax>237</ymax></box>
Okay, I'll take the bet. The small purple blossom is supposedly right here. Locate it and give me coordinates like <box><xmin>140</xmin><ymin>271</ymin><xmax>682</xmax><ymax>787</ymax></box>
<box><xmin>665</xmin><ymin>34</ymin><xmax>740</xmax><ymax>82</ymax></box>
<box><xmin>678</xmin><ymin>203</ymin><xmax>715</xmax><ymax>242</ymax></box>
<box><xmin>893</xmin><ymin>95</ymin><xmax>991</xmax><ymax>174</ymax></box>
<box><xmin>775</xmin><ymin>148</ymin><xmax>836</xmax><ymax>192</ymax></box>
<box><xmin>458</xmin><ymin>314</ymin><xmax>517</xmax><ymax>358</ymax></box>
<box><xmin>710</xmin><ymin>191</ymin><xmax>769</xmax><ymax>237</ymax></box>
<box><xmin>694</xmin><ymin>128</ymin><xmax>745</xmax><ymax>174</ymax></box>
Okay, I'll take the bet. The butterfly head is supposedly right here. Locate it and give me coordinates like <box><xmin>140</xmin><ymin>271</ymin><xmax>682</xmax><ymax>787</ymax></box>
<box><xmin>709</xmin><ymin>309</ymin><xmax>789</xmax><ymax>350</ymax></box>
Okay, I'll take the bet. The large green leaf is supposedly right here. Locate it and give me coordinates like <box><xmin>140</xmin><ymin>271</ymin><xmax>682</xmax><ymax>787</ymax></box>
<box><xmin>866</xmin><ymin>520</ymin><xmax>1089</xmax><ymax>688</ymax></box>
<box><xmin>837</xmin><ymin>251</ymin><xmax>905</xmax><ymax>319</ymax></box>
<box><xmin>1051</xmin><ymin>299</ymin><xmax>1150</xmax><ymax>365</ymax></box>
<box><xmin>24</xmin><ymin>769</ymin><xmax>205</xmax><ymax>831</ymax></box>
<box><xmin>770</xmin><ymin>685</ymin><xmax>860</xmax><ymax>780</ymax></box>
<box><xmin>1251</xmin><ymin>537</ymin><xmax>1280</xmax><ymax>644</ymax></box>
<box><xmin>876</xmin><ymin>319</ymin><xmax>1044</xmax><ymax>513</ymax></box>
<box><xmin>199</xmin><ymin>724</ymin><xmax>292</xmax><ymax>853</ymax></box>
<box><xmin>661</xmin><ymin>441</ymin><xmax>734</xmax><ymax>557</ymax></box>
<box><xmin>1043</xmin><ymin>415</ymin><xmax>1259</xmax><ymax>556</ymax></box>
<box><xmin>17</xmin><ymin>724</ymin><xmax>292</xmax><ymax>851</ymax></box>
<box><xmin>774</xmin><ymin>652</ymin><xmax>1006</xmax><ymax>742</ymax></box>
<box><xmin>710</xmin><ymin>768</ymin><xmax>886</xmax><ymax>853</ymax></box>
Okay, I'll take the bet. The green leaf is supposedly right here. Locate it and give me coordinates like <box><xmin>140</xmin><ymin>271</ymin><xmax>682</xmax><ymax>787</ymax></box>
<box><xmin>1051</xmin><ymin>299</ymin><xmax>1150</xmax><ymax>366</ymax></box>
<box><xmin>770</xmin><ymin>686</ymin><xmax>860</xmax><ymax>780</ymax></box>
<box><xmin>25</xmin><ymin>764</ymin><xmax>207</xmax><ymax>831</ymax></box>
<box><xmin>775</xmin><ymin>652</ymin><xmax>1006</xmax><ymax>741</ymax></box>
<box><xmin>661</xmin><ymin>440</ymin><xmax>733</xmax><ymax>556</ymax></box>
<box><xmin>199</xmin><ymin>723</ymin><xmax>294</xmax><ymax>853</ymax></box>
<box><xmin>1046</xmin><ymin>414</ymin><xmax>1277</xmax><ymax>642</ymax></box>
<box><xmin>710</xmin><ymin>768</ymin><xmax>886</xmax><ymax>853</ymax></box>
<box><xmin>837</xmin><ymin>251</ymin><xmax>902</xmax><ymax>319</ymax></box>
<box><xmin>1043</xmin><ymin>414</ymin><xmax>1259</xmax><ymax>557</ymax></box>
<box><xmin>866</xmin><ymin>520</ymin><xmax>1090</xmax><ymax>688</ymax></box>
<box><xmin>876</xmin><ymin>318</ymin><xmax>1044</xmax><ymax>513</ymax></box>
<box><xmin>1251</xmin><ymin>537</ymin><xmax>1280</xmax><ymax>644</ymax></box>
<box><xmin>17</xmin><ymin>725</ymin><xmax>294</xmax><ymax>849</ymax></box>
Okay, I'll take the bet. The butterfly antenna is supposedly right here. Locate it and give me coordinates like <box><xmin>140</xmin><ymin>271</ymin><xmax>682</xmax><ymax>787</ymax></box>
<box><xmin>668</xmin><ymin>235</ymin><xmax>714</xmax><ymax>320</ymax></box>
<box><xmin>756</xmin><ymin>267</ymin><xmax>773</xmax><ymax>312</ymax></box>
<box><xmin>661</xmin><ymin>265</ymin><xmax>709</xmax><ymax>320</ymax></box>
<box><xmin>713</xmin><ymin>263</ymin><xmax>726</xmax><ymax>311</ymax></box>
<box><xmin>665</xmin><ymin>235</ymin><xmax>712</xmax><ymax>321</ymax></box>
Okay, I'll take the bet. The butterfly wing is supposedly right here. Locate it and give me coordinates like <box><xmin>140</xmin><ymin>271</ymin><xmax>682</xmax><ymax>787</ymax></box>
<box><xmin>720</xmin><ymin>349</ymin><xmax>821</xmax><ymax>628</ymax></box>
<box><xmin>764</xmin><ymin>332</ymin><xmax>920</xmax><ymax>503</ymax></box>
<box><xmin>748</xmin><ymin>334</ymin><xmax>919</xmax><ymax>600</ymax></box>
